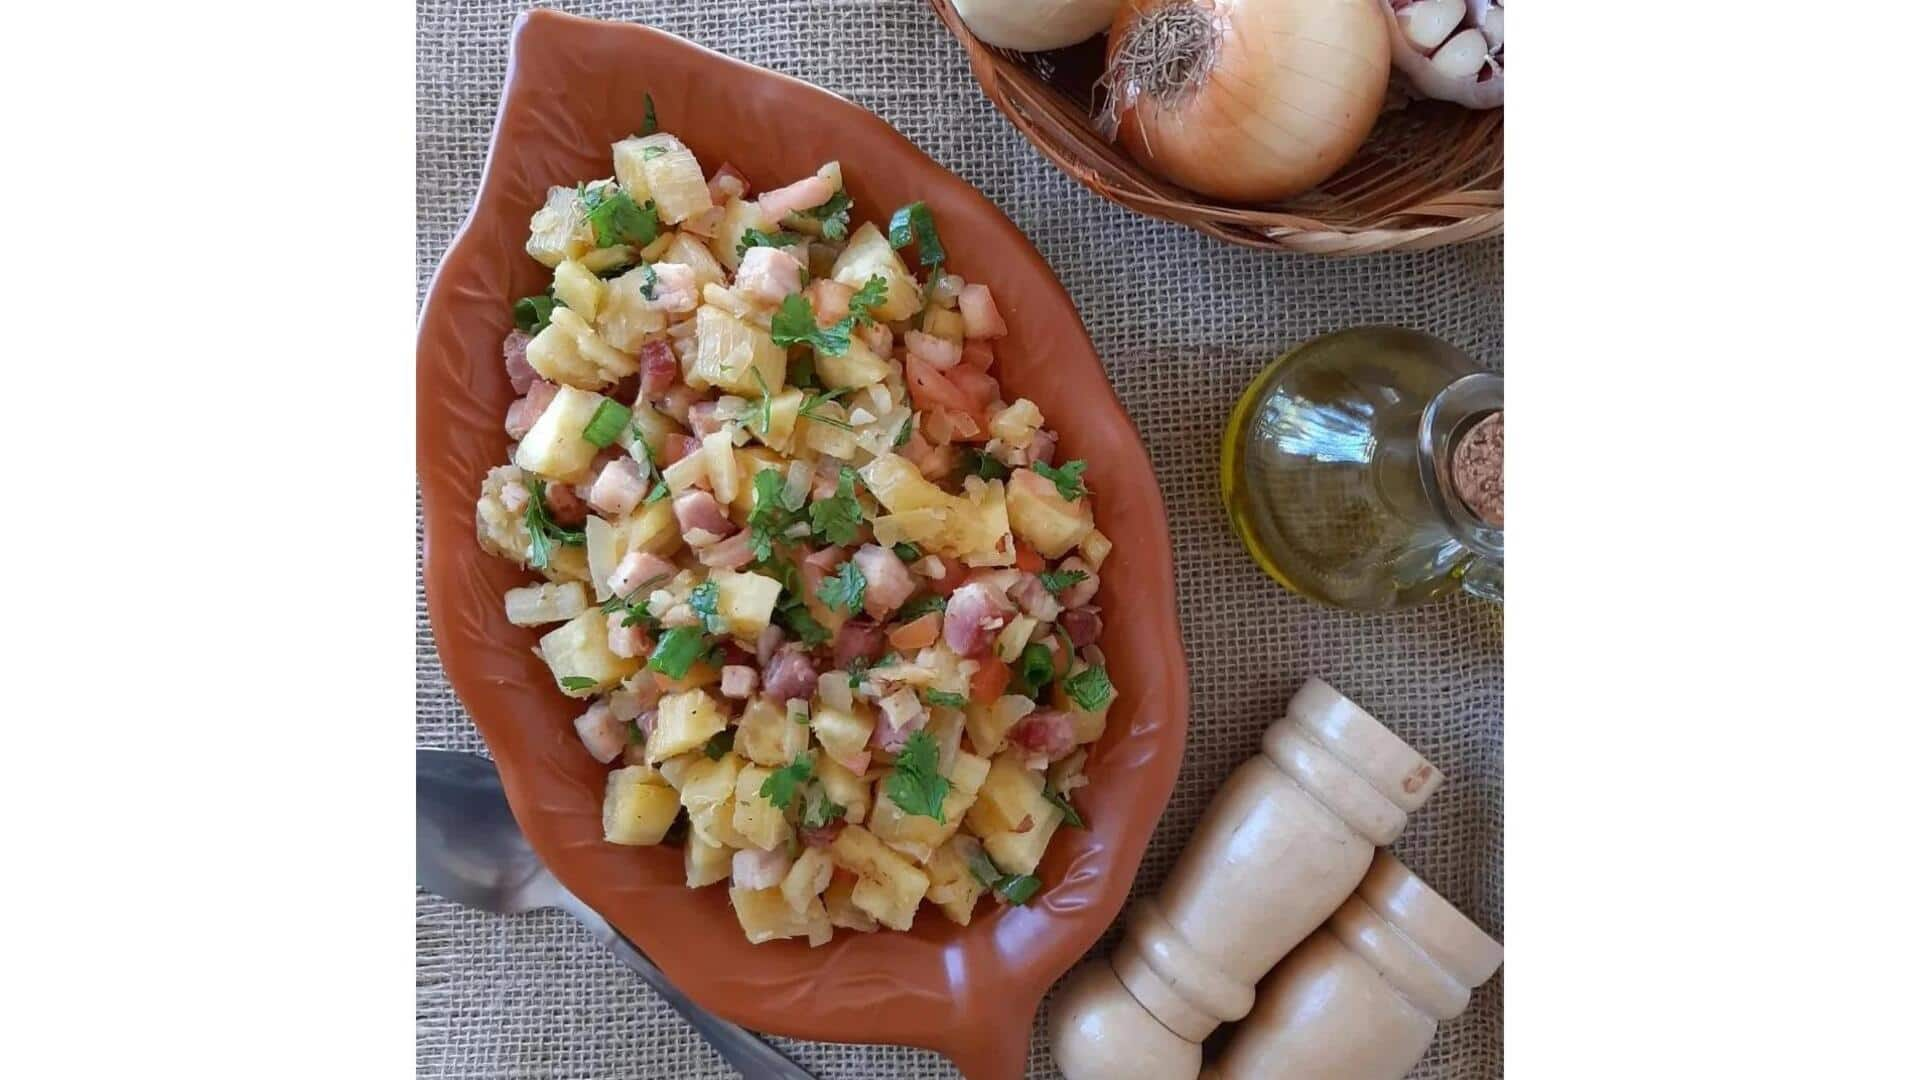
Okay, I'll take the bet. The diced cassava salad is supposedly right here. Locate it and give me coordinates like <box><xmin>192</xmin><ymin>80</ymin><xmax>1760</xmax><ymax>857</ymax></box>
<box><xmin>477</xmin><ymin>109</ymin><xmax>1116</xmax><ymax>947</ymax></box>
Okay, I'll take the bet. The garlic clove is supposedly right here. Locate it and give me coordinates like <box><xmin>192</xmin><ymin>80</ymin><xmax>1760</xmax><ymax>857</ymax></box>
<box><xmin>1430</xmin><ymin>28</ymin><xmax>1491</xmax><ymax>80</ymax></box>
<box><xmin>1465</xmin><ymin>0</ymin><xmax>1504</xmax><ymax>51</ymax></box>
<box><xmin>1398</xmin><ymin>0</ymin><xmax>1467</xmax><ymax>54</ymax></box>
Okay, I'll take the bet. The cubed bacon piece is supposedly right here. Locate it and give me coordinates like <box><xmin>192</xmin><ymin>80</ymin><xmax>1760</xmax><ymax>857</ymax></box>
<box><xmin>805</xmin><ymin>278</ymin><xmax>853</xmax><ymax>325</ymax></box>
<box><xmin>732</xmin><ymin>847</ymin><xmax>794</xmax><ymax>890</ymax></box>
<box><xmin>541</xmin><ymin>479</ymin><xmax>589</xmax><ymax>527</ymax></box>
<box><xmin>708</xmin><ymin>161</ymin><xmax>751</xmax><ymax>203</ymax></box>
<box><xmin>608</xmin><ymin>550</ymin><xmax>675</xmax><ymax>598</ymax></box>
<box><xmin>735</xmin><ymin>244</ymin><xmax>805</xmax><ymax>306</ymax></box>
<box><xmin>640</xmin><ymin>262</ymin><xmax>699</xmax><ymax>313</ymax></box>
<box><xmin>503</xmin><ymin>329</ymin><xmax>536</xmax><ymax>393</ymax></box>
<box><xmin>943</xmin><ymin>582</ymin><xmax>1013</xmax><ymax>658</ymax></box>
<box><xmin>958</xmin><ymin>283</ymin><xmax>1008</xmax><ymax>339</ymax></box>
<box><xmin>1007</xmin><ymin>709</ymin><xmax>1077</xmax><ymax>761</ymax></box>
<box><xmin>660</xmin><ymin>432</ymin><xmax>700</xmax><ymax>465</ymax></box>
<box><xmin>1054</xmin><ymin>556</ymin><xmax>1100</xmax><ymax>609</ymax></box>
<box><xmin>1059</xmin><ymin>607</ymin><xmax>1103</xmax><ymax>648</ymax></box>
<box><xmin>660</xmin><ymin>383</ymin><xmax>701</xmax><ymax>425</ymax></box>
<box><xmin>756</xmin><ymin>174</ymin><xmax>836</xmax><ymax>222</ymax></box>
<box><xmin>588</xmin><ymin>457</ymin><xmax>648</xmax><ymax>518</ymax></box>
<box><xmin>1009</xmin><ymin>573</ymin><xmax>1063</xmax><ymax>622</ymax></box>
<box><xmin>719</xmin><ymin>665</ymin><xmax>759</xmax><ymax>700</ymax></box>
<box><xmin>504</xmin><ymin>379</ymin><xmax>559</xmax><ymax>440</ymax></box>
<box><xmin>763</xmin><ymin>645</ymin><xmax>820</xmax><ymax>704</ymax></box>
<box><xmin>639</xmin><ymin>340</ymin><xmax>679</xmax><ymax>401</ymax></box>
<box><xmin>673</xmin><ymin>490</ymin><xmax>736</xmax><ymax>543</ymax></box>
<box><xmin>573</xmin><ymin>701</ymin><xmax>626</xmax><ymax>764</ymax></box>
<box><xmin>833</xmin><ymin>620</ymin><xmax>888</xmax><ymax>672</ymax></box>
<box><xmin>905</xmin><ymin>330</ymin><xmax>963</xmax><ymax>371</ymax></box>
<box><xmin>853</xmin><ymin>544</ymin><xmax>914</xmax><ymax>621</ymax></box>
<box><xmin>697</xmin><ymin>530</ymin><xmax>756</xmax><ymax>571</ymax></box>
<box><xmin>1027</xmin><ymin>429</ymin><xmax>1057</xmax><ymax>467</ymax></box>
<box><xmin>606</xmin><ymin>613</ymin><xmax>653</xmax><ymax>660</ymax></box>
<box><xmin>688</xmin><ymin>400</ymin><xmax>725</xmax><ymax>439</ymax></box>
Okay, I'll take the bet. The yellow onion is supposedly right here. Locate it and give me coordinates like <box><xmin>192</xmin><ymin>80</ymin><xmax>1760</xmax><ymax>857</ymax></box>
<box><xmin>1099</xmin><ymin>0</ymin><xmax>1391</xmax><ymax>202</ymax></box>
<box><xmin>953</xmin><ymin>0</ymin><xmax>1126</xmax><ymax>52</ymax></box>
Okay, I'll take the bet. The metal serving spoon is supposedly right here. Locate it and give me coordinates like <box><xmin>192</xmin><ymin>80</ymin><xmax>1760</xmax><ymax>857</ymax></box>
<box><xmin>416</xmin><ymin>748</ymin><xmax>816</xmax><ymax>1079</ymax></box>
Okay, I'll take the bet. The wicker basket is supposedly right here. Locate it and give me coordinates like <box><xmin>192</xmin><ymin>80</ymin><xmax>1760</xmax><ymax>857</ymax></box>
<box><xmin>928</xmin><ymin>0</ymin><xmax>1503</xmax><ymax>255</ymax></box>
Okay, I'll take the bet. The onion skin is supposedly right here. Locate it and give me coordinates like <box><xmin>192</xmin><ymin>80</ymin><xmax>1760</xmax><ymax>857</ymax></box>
<box><xmin>1104</xmin><ymin>0</ymin><xmax>1391</xmax><ymax>203</ymax></box>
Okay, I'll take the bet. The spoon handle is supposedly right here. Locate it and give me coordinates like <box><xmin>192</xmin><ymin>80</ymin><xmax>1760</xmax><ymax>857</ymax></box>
<box><xmin>566</xmin><ymin>899</ymin><xmax>818</xmax><ymax>1079</ymax></box>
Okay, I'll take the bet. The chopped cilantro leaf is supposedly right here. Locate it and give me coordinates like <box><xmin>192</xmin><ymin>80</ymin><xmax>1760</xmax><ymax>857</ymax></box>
<box><xmin>964</xmin><ymin>448</ymin><xmax>1009</xmax><ymax>481</ymax></box>
<box><xmin>641</xmin><ymin>145</ymin><xmax>666</xmax><ymax>161</ymax></box>
<box><xmin>1038</xmin><ymin>569</ymin><xmax>1089</xmax><ymax>596</ymax></box>
<box><xmin>777</xmin><ymin>600</ymin><xmax>831</xmax><ymax>647</ymax></box>
<box><xmin>770</xmin><ymin>294</ymin><xmax>852</xmax><ymax>356</ymax></box>
<box><xmin>799</xmin><ymin>190</ymin><xmax>852</xmax><ymax>241</ymax></box>
<box><xmin>579</xmin><ymin>185</ymin><xmax>660</xmax><ymax>248</ymax></box>
<box><xmin>559</xmin><ymin>675</ymin><xmax>598</xmax><ymax>691</ymax></box>
<box><xmin>758</xmin><ymin>752</ymin><xmax>813</xmax><ymax>810</ymax></box>
<box><xmin>747</xmin><ymin>468</ymin><xmax>802</xmax><ymax>561</ymax></box>
<box><xmin>885</xmin><ymin>730</ymin><xmax>949</xmax><ymax>821</ymax></box>
<box><xmin>634</xmin><ymin>262</ymin><xmax>658</xmax><ymax>299</ymax></box>
<box><xmin>808</xmin><ymin>467</ymin><xmax>865</xmax><ymax>547</ymax></box>
<box><xmin>846</xmin><ymin>274</ymin><xmax>888</xmax><ymax>326</ymax></box>
<box><xmin>647</xmin><ymin>626</ymin><xmax>706</xmax><ymax>679</ymax></box>
<box><xmin>895</xmin><ymin>593</ymin><xmax>946</xmax><ymax>621</ymax></box>
<box><xmin>801</xmin><ymin>784</ymin><xmax>847</xmax><ymax>829</ymax></box>
<box><xmin>522</xmin><ymin>478</ymin><xmax>585</xmax><ymax>571</ymax></box>
<box><xmin>1064</xmin><ymin>665</ymin><xmax>1114</xmax><ymax>712</ymax></box>
<box><xmin>818</xmin><ymin>559</ymin><xmax>866</xmax><ymax>615</ymax></box>
<box><xmin>736</xmin><ymin>227</ymin><xmax>805</xmax><ymax>260</ymax></box>
<box><xmin>892</xmin><ymin>542</ymin><xmax>922</xmax><ymax>563</ymax></box>
<box><xmin>886</xmin><ymin>201</ymin><xmax>945</xmax><ymax>272</ymax></box>
<box><xmin>799</xmin><ymin>388</ymin><xmax>855</xmax><ymax>431</ymax></box>
<box><xmin>1034</xmin><ymin>459</ymin><xmax>1088</xmax><ymax>501</ymax></box>
<box><xmin>687</xmin><ymin>580</ymin><xmax>728</xmax><ymax>635</ymax></box>
<box><xmin>513</xmin><ymin>293</ymin><xmax>557</xmax><ymax>335</ymax></box>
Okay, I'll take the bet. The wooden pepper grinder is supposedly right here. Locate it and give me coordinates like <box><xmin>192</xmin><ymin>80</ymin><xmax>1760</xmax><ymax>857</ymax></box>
<box><xmin>1050</xmin><ymin>678</ymin><xmax>1442</xmax><ymax>1080</ymax></box>
<box><xmin>1212</xmin><ymin>852</ymin><xmax>1503</xmax><ymax>1080</ymax></box>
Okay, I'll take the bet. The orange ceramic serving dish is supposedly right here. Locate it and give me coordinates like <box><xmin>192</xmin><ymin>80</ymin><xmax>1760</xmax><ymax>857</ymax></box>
<box><xmin>416</xmin><ymin>11</ymin><xmax>1188</xmax><ymax>1078</ymax></box>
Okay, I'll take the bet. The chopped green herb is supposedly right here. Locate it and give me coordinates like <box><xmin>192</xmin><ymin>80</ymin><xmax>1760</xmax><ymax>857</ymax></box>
<box><xmin>1015</xmin><ymin>642</ymin><xmax>1054</xmax><ymax>693</ymax></box>
<box><xmin>964</xmin><ymin>846</ymin><xmax>1003</xmax><ymax>889</ymax></box>
<box><xmin>788</xmin><ymin>354</ymin><xmax>819</xmax><ymax>389</ymax></box>
<box><xmin>737</xmin><ymin>228</ymin><xmax>805</xmax><ymax>259</ymax></box>
<box><xmin>776</xmin><ymin>600</ymin><xmax>831</xmax><ymax>647</ymax></box>
<box><xmin>846</xmin><ymin>274</ymin><xmax>889</xmax><ymax>326</ymax></box>
<box><xmin>885</xmin><ymin>730</ymin><xmax>949</xmax><ymax>822</ymax></box>
<box><xmin>798</xmin><ymin>388</ymin><xmax>855</xmax><ymax>431</ymax></box>
<box><xmin>1034</xmin><ymin>459</ymin><xmax>1088</xmax><ymax>501</ymax></box>
<box><xmin>1038</xmin><ymin>569</ymin><xmax>1089</xmax><ymax>596</ymax></box>
<box><xmin>798</xmin><ymin>190</ymin><xmax>852</xmax><ymax>241</ymax></box>
<box><xmin>886</xmin><ymin>201</ymin><xmax>946</xmax><ymax>273</ymax></box>
<box><xmin>924</xmin><ymin>689</ymin><xmax>968</xmax><ymax>709</ymax></box>
<box><xmin>964</xmin><ymin>448</ymin><xmax>1010</xmax><ymax>481</ymax></box>
<box><xmin>523</xmin><ymin>478</ymin><xmax>586</xmax><ymax>571</ymax></box>
<box><xmin>644</xmin><ymin>479</ymin><xmax>670</xmax><ymax>505</ymax></box>
<box><xmin>801</xmin><ymin>784</ymin><xmax>847</xmax><ymax>829</ymax></box>
<box><xmin>895</xmin><ymin>593</ymin><xmax>947</xmax><ymax>622</ymax></box>
<box><xmin>648</xmin><ymin>626</ymin><xmax>706</xmax><ymax>679</ymax></box>
<box><xmin>994</xmin><ymin>873</ymin><xmax>1041</xmax><ymax>905</ymax></box>
<box><xmin>892</xmin><ymin>541</ymin><xmax>923</xmax><ymax>563</ymax></box>
<box><xmin>513</xmin><ymin>293</ymin><xmax>557</xmax><ymax>335</ymax></box>
<box><xmin>845</xmin><ymin>656</ymin><xmax>875</xmax><ymax>690</ymax></box>
<box><xmin>747</xmin><ymin>467</ymin><xmax>803</xmax><ymax>561</ymax></box>
<box><xmin>628</xmin><ymin>720</ymin><xmax>647</xmax><ymax>745</ymax></box>
<box><xmin>758</xmin><ymin>752</ymin><xmax>813</xmax><ymax>810</ymax></box>
<box><xmin>818</xmin><ymin>559</ymin><xmax>867</xmax><ymax>615</ymax></box>
<box><xmin>640</xmin><ymin>93</ymin><xmax>658</xmax><ymax>135</ymax></box>
<box><xmin>594</xmin><ymin>256</ymin><xmax>638</xmax><ymax>280</ymax></box>
<box><xmin>892</xmin><ymin>413</ymin><xmax>914</xmax><ymax>449</ymax></box>
<box><xmin>747</xmin><ymin>368</ymin><xmax>775</xmax><ymax>434</ymax></box>
<box><xmin>770</xmin><ymin>293</ymin><xmax>852</xmax><ymax>356</ymax></box>
<box><xmin>687</xmin><ymin>580</ymin><xmax>728</xmax><ymax>635</ymax></box>
<box><xmin>580</xmin><ymin>185</ymin><xmax>660</xmax><ymax>248</ymax></box>
<box><xmin>634</xmin><ymin>262</ymin><xmax>658</xmax><ymax>300</ymax></box>
<box><xmin>581</xmin><ymin>398</ymin><xmax>633</xmax><ymax>448</ymax></box>
<box><xmin>1042</xmin><ymin>785</ymin><xmax>1085</xmax><ymax>828</ymax></box>
<box><xmin>703</xmin><ymin>729</ymin><xmax>734</xmax><ymax>759</ymax></box>
<box><xmin>559</xmin><ymin>675</ymin><xmax>598</xmax><ymax>691</ymax></box>
<box><xmin>641</xmin><ymin>145</ymin><xmax>666</xmax><ymax>161</ymax></box>
<box><xmin>1064</xmin><ymin>665</ymin><xmax>1114</xmax><ymax>712</ymax></box>
<box><xmin>808</xmin><ymin>467</ymin><xmax>865</xmax><ymax>547</ymax></box>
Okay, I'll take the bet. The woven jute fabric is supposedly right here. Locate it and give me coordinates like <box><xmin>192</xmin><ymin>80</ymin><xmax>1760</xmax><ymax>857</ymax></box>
<box><xmin>416</xmin><ymin>2</ymin><xmax>1504</xmax><ymax>1076</ymax></box>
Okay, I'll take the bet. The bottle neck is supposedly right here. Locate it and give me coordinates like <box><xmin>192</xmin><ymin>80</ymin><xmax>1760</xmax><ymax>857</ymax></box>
<box><xmin>1417</xmin><ymin>373</ymin><xmax>1504</xmax><ymax>560</ymax></box>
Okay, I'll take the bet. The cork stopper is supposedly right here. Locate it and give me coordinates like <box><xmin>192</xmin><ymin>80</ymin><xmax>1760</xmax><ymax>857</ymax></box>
<box><xmin>1450</xmin><ymin>411</ymin><xmax>1503</xmax><ymax>528</ymax></box>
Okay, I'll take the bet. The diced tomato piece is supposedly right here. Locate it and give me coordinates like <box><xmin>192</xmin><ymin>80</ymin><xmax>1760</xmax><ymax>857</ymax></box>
<box><xmin>970</xmin><ymin>656</ymin><xmax>1011</xmax><ymax>703</ymax></box>
<box><xmin>1013</xmin><ymin>541</ymin><xmax>1044</xmax><ymax>573</ymax></box>
<box><xmin>887</xmin><ymin>612</ymin><xmax>942</xmax><ymax>652</ymax></box>
<box><xmin>960</xmin><ymin>341</ymin><xmax>995</xmax><ymax>371</ymax></box>
<box><xmin>905</xmin><ymin>355</ymin><xmax>977</xmax><ymax>415</ymax></box>
<box><xmin>944</xmin><ymin>366</ymin><xmax>999</xmax><ymax>413</ymax></box>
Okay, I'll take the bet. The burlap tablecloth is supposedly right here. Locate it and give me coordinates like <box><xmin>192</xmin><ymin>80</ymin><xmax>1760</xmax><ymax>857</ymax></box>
<box><xmin>417</xmin><ymin>3</ymin><xmax>1504</xmax><ymax>1076</ymax></box>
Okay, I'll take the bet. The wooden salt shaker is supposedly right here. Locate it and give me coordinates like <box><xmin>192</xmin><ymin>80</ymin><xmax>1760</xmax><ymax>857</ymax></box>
<box><xmin>1050</xmin><ymin>678</ymin><xmax>1442</xmax><ymax>1080</ymax></box>
<box><xmin>1212</xmin><ymin>852</ymin><xmax>1503</xmax><ymax>1080</ymax></box>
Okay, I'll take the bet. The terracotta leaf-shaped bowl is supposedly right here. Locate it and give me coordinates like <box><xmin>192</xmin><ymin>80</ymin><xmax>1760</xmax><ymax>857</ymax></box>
<box><xmin>416</xmin><ymin>11</ymin><xmax>1189</xmax><ymax>1078</ymax></box>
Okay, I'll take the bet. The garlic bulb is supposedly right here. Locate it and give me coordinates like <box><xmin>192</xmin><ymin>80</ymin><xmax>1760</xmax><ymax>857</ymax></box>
<box><xmin>953</xmin><ymin>0</ymin><xmax>1126</xmax><ymax>53</ymax></box>
<box><xmin>1379</xmin><ymin>0</ymin><xmax>1503</xmax><ymax>109</ymax></box>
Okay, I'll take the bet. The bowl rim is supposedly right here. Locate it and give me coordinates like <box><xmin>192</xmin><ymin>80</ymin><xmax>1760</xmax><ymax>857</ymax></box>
<box><xmin>416</xmin><ymin>10</ymin><xmax>1190</xmax><ymax>1075</ymax></box>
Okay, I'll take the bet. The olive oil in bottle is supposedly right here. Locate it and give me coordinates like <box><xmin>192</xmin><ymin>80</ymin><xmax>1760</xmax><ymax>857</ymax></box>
<box><xmin>1221</xmin><ymin>327</ymin><xmax>1503</xmax><ymax>610</ymax></box>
